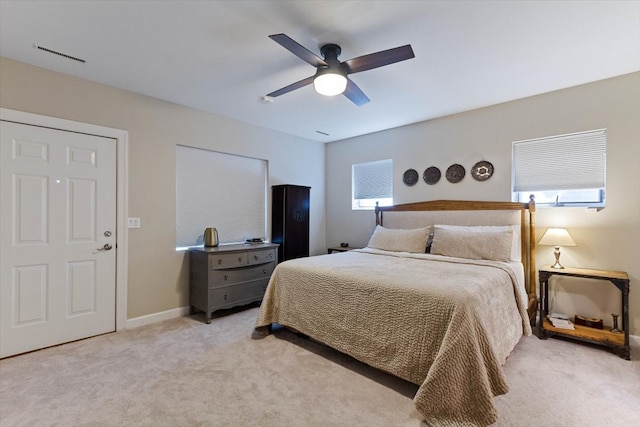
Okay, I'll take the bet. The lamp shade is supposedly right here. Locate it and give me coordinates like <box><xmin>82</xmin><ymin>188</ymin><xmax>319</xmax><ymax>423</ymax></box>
<box><xmin>313</xmin><ymin>71</ymin><xmax>347</xmax><ymax>96</ymax></box>
<box><xmin>538</xmin><ymin>228</ymin><xmax>576</xmax><ymax>247</ymax></box>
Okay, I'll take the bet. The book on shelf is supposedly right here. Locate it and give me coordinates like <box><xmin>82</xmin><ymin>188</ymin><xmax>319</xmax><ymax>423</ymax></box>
<box><xmin>547</xmin><ymin>315</ymin><xmax>575</xmax><ymax>330</ymax></box>
<box><xmin>550</xmin><ymin>312</ymin><xmax>569</xmax><ymax>320</ymax></box>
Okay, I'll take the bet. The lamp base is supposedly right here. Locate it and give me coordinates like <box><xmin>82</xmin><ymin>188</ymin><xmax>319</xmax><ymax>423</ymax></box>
<box><xmin>550</xmin><ymin>261</ymin><xmax>565</xmax><ymax>269</ymax></box>
<box><xmin>550</xmin><ymin>246</ymin><xmax>564</xmax><ymax>269</ymax></box>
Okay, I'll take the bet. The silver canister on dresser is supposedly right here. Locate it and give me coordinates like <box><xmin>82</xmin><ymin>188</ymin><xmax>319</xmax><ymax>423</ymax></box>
<box><xmin>204</xmin><ymin>227</ymin><xmax>219</xmax><ymax>247</ymax></box>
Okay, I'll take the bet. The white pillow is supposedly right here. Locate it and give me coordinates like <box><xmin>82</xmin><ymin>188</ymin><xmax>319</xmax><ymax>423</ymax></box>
<box><xmin>367</xmin><ymin>225</ymin><xmax>431</xmax><ymax>253</ymax></box>
<box><xmin>431</xmin><ymin>228</ymin><xmax>513</xmax><ymax>262</ymax></box>
<box><xmin>434</xmin><ymin>224</ymin><xmax>521</xmax><ymax>262</ymax></box>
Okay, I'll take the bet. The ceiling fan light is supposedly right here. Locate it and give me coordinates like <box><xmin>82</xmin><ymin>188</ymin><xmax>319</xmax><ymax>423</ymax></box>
<box><xmin>314</xmin><ymin>72</ymin><xmax>347</xmax><ymax>96</ymax></box>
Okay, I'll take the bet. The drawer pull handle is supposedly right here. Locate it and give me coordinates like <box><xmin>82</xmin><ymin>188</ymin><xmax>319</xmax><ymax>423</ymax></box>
<box><xmin>254</xmin><ymin>255</ymin><xmax>259</xmax><ymax>260</ymax></box>
<box><xmin>263</xmin><ymin>269</ymin><xmax>267</xmax><ymax>274</ymax></box>
<box><xmin>238</xmin><ymin>257</ymin><xmax>242</xmax><ymax>263</ymax></box>
<box><xmin>218</xmin><ymin>259</ymin><xmax>222</xmax><ymax>265</ymax></box>
<box><xmin>269</xmin><ymin>253</ymin><xmax>273</xmax><ymax>258</ymax></box>
<box><xmin>224</xmin><ymin>274</ymin><xmax>228</xmax><ymax>281</ymax></box>
<box><xmin>224</xmin><ymin>294</ymin><xmax>228</xmax><ymax>301</ymax></box>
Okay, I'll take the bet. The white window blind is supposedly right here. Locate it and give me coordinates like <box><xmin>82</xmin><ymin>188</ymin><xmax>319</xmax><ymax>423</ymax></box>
<box><xmin>353</xmin><ymin>159</ymin><xmax>393</xmax><ymax>199</ymax></box>
<box><xmin>513</xmin><ymin>129</ymin><xmax>606</xmax><ymax>193</ymax></box>
<box><xmin>176</xmin><ymin>145</ymin><xmax>267</xmax><ymax>248</ymax></box>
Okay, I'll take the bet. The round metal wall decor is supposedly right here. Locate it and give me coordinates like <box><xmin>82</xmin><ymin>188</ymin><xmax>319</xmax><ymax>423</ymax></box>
<box><xmin>403</xmin><ymin>168</ymin><xmax>419</xmax><ymax>186</ymax></box>
<box><xmin>445</xmin><ymin>164</ymin><xmax>465</xmax><ymax>183</ymax></box>
<box><xmin>471</xmin><ymin>160</ymin><xmax>494</xmax><ymax>181</ymax></box>
<box><xmin>423</xmin><ymin>166</ymin><xmax>441</xmax><ymax>185</ymax></box>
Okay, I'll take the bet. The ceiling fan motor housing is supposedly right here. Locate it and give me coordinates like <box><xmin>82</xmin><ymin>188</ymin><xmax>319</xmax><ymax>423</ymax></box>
<box><xmin>320</xmin><ymin>43</ymin><xmax>341</xmax><ymax>61</ymax></box>
<box><xmin>316</xmin><ymin>44</ymin><xmax>346</xmax><ymax>77</ymax></box>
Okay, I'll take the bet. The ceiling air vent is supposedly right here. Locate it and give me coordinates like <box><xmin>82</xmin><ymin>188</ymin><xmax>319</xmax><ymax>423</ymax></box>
<box><xmin>35</xmin><ymin>45</ymin><xmax>86</xmax><ymax>63</ymax></box>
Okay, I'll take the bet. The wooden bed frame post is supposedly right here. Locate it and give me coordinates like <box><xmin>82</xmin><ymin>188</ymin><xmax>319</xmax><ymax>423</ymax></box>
<box><xmin>527</xmin><ymin>194</ymin><xmax>537</xmax><ymax>324</ymax></box>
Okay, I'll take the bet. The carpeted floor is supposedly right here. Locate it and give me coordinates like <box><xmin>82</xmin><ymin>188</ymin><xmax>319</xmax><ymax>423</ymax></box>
<box><xmin>1</xmin><ymin>305</ymin><xmax>638</xmax><ymax>427</ymax></box>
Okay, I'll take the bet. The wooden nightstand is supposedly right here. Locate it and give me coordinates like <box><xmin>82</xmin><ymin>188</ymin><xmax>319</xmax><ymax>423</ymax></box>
<box><xmin>537</xmin><ymin>266</ymin><xmax>630</xmax><ymax>360</ymax></box>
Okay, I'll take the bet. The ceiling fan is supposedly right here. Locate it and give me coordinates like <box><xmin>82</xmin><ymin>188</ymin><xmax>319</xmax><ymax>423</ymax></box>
<box><xmin>266</xmin><ymin>33</ymin><xmax>415</xmax><ymax>106</ymax></box>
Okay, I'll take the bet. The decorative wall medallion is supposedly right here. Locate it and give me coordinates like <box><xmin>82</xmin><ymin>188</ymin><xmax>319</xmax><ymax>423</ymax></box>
<box><xmin>403</xmin><ymin>168</ymin><xmax>419</xmax><ymax>186</ymax></box>
<box><xmin>445</xmin><ymin>164</ymin><xmax>465</xmax><ymax>183</ymax></box>
<box><xmin>471</xmin><ymin>160</ymin><xmax>494</xmax><ymax>181</ymax></box>
<box><xmin>423</xmin><ymin>166</ymin><xmax>441</xmax><ymax>185</ymax></box>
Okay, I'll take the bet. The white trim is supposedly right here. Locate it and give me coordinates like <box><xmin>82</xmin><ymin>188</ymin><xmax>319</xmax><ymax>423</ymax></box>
<box><xmin>125</xmin><ymin>306</ymin><xmax>191</xmax><ymax>329</ymax></box>
<box><xmin>0</xmin><ymin>108</ymin><xmax>129</xmax><ymax>331</ymax></box>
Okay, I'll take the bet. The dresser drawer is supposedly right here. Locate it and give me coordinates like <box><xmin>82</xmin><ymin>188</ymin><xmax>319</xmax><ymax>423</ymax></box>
<box><xmin>208</xmin><ymin>252</ymin><xmax>248</xmax><ymax>269</ymax></box>
<box><xmin>209</xmin><ymin>262</ymin><xmax>275</xmax><ymax>287</ymax></box>
<box><xmin>209</xmin><ymin>279</ymin><xmax>269</xmax><ymax>310</ymax></box>
<box><xmin>248</xmin><ymin>248</ymin><xmax>277</xmax><ymax>265</ymax></box>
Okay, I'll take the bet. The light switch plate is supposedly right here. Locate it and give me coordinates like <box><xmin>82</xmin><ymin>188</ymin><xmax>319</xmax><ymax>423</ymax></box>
<box><xmin>128</xmin><ymin>217</ymin><xmax>141</xmax><ymax>228</ymax></box>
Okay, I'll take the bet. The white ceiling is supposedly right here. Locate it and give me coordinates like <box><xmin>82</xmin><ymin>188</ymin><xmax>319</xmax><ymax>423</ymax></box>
<box><xmin>1</xmin><ymin>1</ymin><xmax>639</xmax><ymax>143</ymax></box>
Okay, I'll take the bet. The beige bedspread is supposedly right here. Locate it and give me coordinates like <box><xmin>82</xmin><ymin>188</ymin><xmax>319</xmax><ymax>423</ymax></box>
<box><xmin>255</xmin><ymin>249</ymin><xmax>531</xmax><ymax>426</ymax></box>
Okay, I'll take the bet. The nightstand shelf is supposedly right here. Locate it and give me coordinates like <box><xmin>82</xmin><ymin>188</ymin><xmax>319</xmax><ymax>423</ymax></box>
<box><xmin>541</xmin><ymin>318</ymin><xmax>625</xmax><ymax>346</ymax></box>
<box><xmin>537</xmin><ymin>266</ymin><xmax>630</xmax><ymax>360</ymax></box>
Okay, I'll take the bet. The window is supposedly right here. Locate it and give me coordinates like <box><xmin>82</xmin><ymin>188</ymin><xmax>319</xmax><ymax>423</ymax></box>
<box><xmin>352</xmin><ymin>159</ymin><xmax>393</xmax><ymax>210</ymax></box>
<box><xmin>512</xmin><ymin>129</ymin><xmax>606</xmax><ymax>207</ymax></box>
<box><xmin>176</xmin><ymin>145</ymin><xmax>267</xmax><ymax>249</ymax></box>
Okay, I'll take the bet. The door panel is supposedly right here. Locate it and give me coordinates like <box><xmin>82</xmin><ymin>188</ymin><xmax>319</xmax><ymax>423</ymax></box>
<box><xmin>13</xmin><ymin>264</ymin><xmax>48</xmax><ymax>325</ymax></box>
<box><xmin>68</xmin><ymin>178</ymin><xmax>96</xmax><ymax>241</ymax></box>
<box><xmin>67</xmin><ymin>260</ymin><xmax>96</xmax><ymax>315</ymax></box>
<box><xmin>14</xmin><ymin>174</ymin><xmax>48</xmax><ymax>244</ymax></box>
<box><xmin>1</xmin><ymin>121</ymin><xmax>117</xmax><ymax>358</ymax></box>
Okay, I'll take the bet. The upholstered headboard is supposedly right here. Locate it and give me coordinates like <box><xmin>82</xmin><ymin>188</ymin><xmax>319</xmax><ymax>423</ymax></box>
<box><xmin>375</xmin><ymin>198</ymin><xmax>537</xmax><ymax>324</ymax></box>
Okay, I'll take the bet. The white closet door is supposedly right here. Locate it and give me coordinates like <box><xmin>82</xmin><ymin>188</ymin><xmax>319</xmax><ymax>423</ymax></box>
<box><xmin>1</xmin><ymin>121</ymin><xmax>117</xmax><ymax>358</ymax></box>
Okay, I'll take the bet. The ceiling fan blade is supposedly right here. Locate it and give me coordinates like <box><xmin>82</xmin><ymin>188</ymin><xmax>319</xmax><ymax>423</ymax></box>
<box><xmin>266</xmin><ymin>75</ymin><xmax>315</xmax><ymax>98</ymax></box>
<box><xmin>343</xmin><ymin>78</ymin><xmax>370</xmax><ymax>106</ymax></box>
<box><xmin>342</xmin><ymin>44</ymin><xmax>415</xmax><ymax>74</ymax></box>
<box><xmin>269</xmin><ymin>34</ymin><xmax>327</xmax><ymax>68</ymax></box>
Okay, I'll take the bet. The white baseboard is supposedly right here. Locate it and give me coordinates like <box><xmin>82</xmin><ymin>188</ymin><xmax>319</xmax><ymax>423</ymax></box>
<box><xmin>125</xmin><ymin>306</ymin><xmax>191</xmax><ymax>329</ymax></box>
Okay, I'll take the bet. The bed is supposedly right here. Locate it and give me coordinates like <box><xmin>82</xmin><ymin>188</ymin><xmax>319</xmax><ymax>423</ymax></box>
<box><xmin>255</xmin><ymin>199</ymin><xmax>537</xmax><ymax>426</ymax></box>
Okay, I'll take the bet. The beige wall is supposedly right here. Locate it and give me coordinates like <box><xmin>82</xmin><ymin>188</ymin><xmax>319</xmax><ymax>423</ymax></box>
<box><xmin>0</xmin><ymin>57</ymin><xmax>327</xmax><ymax>320</ymax></box>
<box><xmin>2</xmin><ymin>55</ymin><xmax>638</xmax><ymax>336</ymax></box>
<box><xmin>326</xmin><ymin>72</ymin><xmax>640</xmax><ymax>335</ymax></box>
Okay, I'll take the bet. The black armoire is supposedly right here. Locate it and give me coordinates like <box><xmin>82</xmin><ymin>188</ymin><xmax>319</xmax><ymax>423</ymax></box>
<box><xmin>271</xmin><ymin>184</ymin><xmax>310</xmax><ymax>261</ymax></box>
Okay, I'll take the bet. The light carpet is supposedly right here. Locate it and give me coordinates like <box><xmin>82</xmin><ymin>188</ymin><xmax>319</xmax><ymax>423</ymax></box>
<box><xmin>1</xmin><ymin>306</ymin><xmax>638</xmax><ymax>427</ymax></box>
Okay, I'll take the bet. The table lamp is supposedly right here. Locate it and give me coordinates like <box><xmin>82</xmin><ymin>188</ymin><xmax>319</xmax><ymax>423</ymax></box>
<box><xmin>538</xmin><ymin>228</ymin><xmax>576</xmax><ymax>269</ymax></box>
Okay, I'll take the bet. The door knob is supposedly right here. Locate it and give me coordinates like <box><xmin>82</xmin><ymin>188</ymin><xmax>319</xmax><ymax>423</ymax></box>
<box><xmin>97</xmin><ymin>243</ymin><xmax>113</xmax><ymax>251</ymax></box>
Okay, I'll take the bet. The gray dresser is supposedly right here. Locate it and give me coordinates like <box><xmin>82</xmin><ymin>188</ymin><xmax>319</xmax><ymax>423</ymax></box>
<box><xmin>189</xmin><ymin>243</ymin><xmax>278</xmax><ymax>323</ymax></box>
